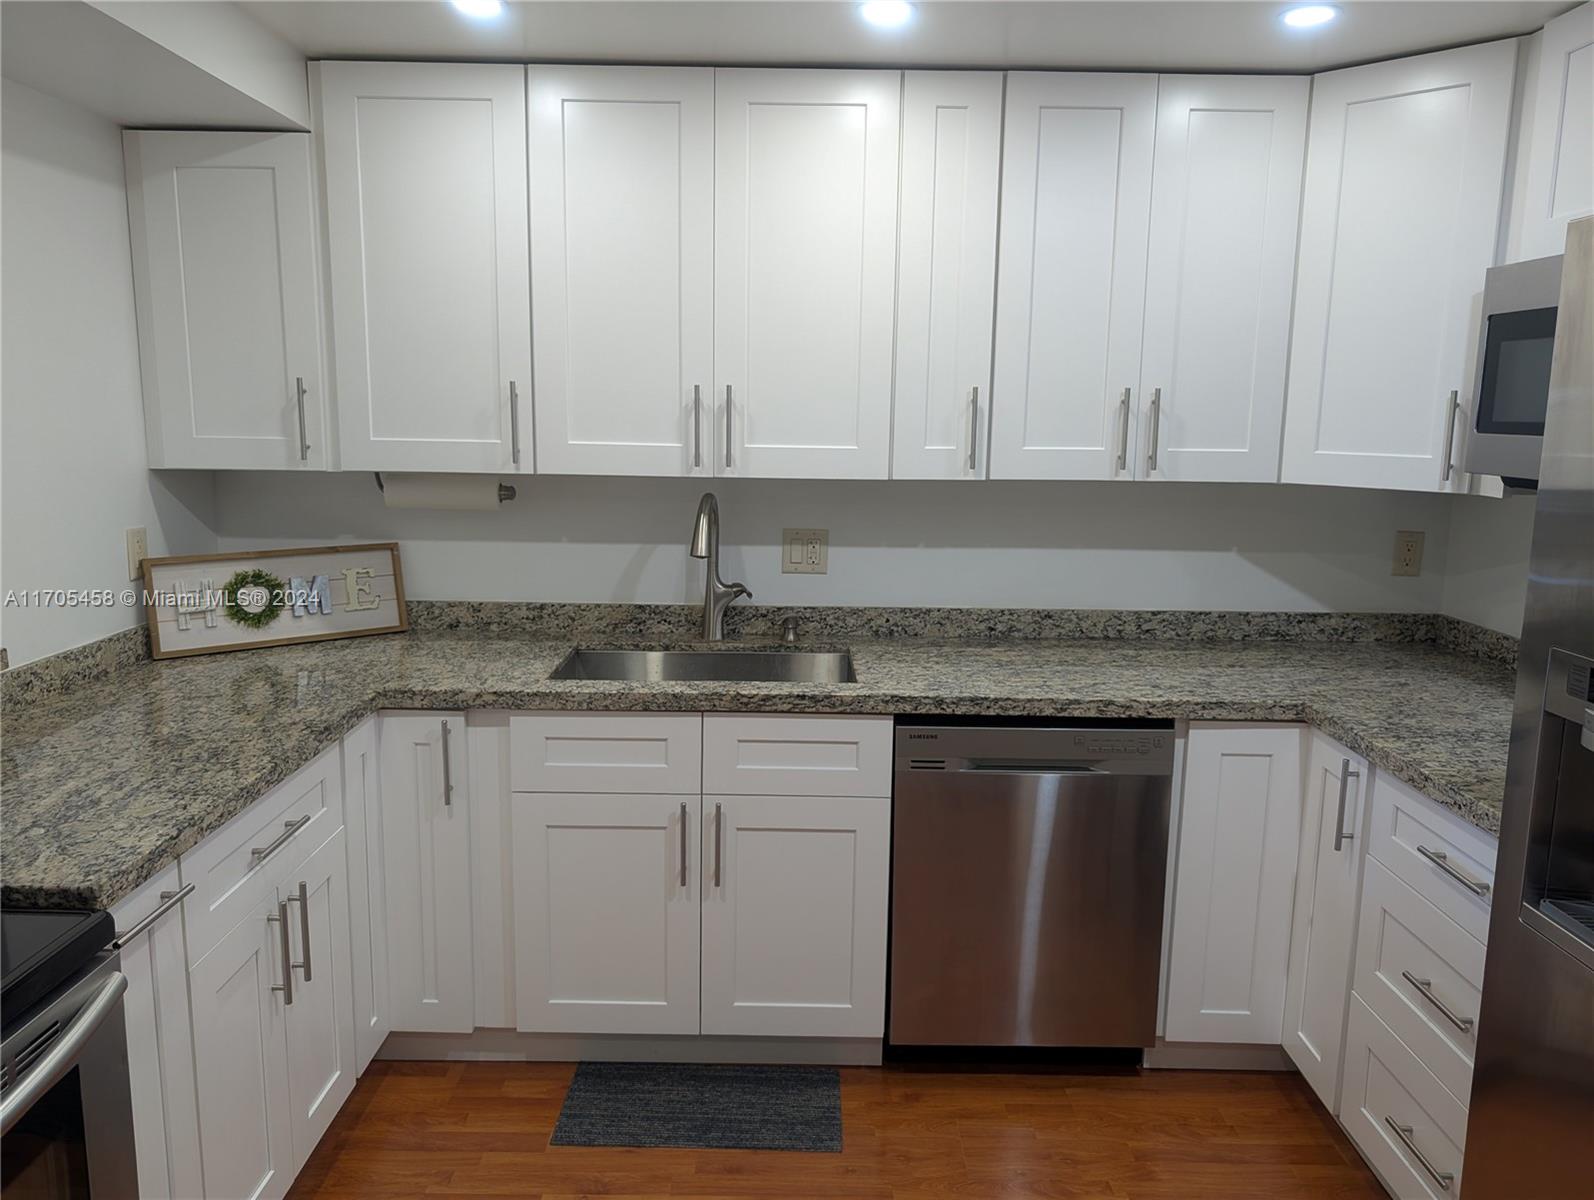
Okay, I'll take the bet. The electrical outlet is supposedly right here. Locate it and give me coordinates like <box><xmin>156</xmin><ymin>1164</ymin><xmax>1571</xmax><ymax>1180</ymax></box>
<box><xmin>1392</xmin><ymin>530</ymin><xmax>1425</xmax><ymax>577</ymax></box>
<box><xmin>125</xmin><ymin>527</ymin><xmax>148</xmax><ymax>581</ymax></box>
<box><xmin>782</xmin><ymin>528</ymin><xmax>828</xmax><ymax>575</ymax></box>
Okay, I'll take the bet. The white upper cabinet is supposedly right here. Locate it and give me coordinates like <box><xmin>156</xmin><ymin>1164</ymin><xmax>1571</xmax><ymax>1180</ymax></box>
<box><xmin>892</xmin><ymin>71</ymin><xmax>1003</xmax><ymax>480</ymax></box>
<box><xmin>528</xmin><ymin>66</ymin><xmax>715</xmax><ymax>477</ymax></box>
<box><xmin>1282</xmin><ymin>41</ymin><xmax>1517</xmax><ymax>492</ymax></box>
<box><xmin>1513</xmin><ymin>3</ymin><xmax>1594</xmax><ymax>259</ymax></box>
<box><xmin>318</xmin><ymin>62</ymin><xmax>532</xmax><ymax>473</ymax></box>
<box><xmin>990</xmin><ymin>72</ymin><xmax>1157</xmax><ymax>480</ymax></box>
<box><xmin>124</xmin><ymin>131</ymin><xmax>326</xmax><ymax>470</ymax></box>
<box><xmin>714</xmin><ymin>69</ymin><xmax>900</xmax><ymax>479</ymax></box>
<box><xmin>1139</xmin><ymin>76</ymin><xmax>1308</xmax><ymax>483</ymax></box>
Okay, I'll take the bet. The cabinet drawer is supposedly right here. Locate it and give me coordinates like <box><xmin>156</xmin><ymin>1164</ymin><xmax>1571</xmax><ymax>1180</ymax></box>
<box><xmin>1340</xmin><ymin>994</ymin><xmax>1467</xmax><ymax>1199</ymax></box>
<box><xmin>511</xmin><ymin>713</ymin><xmax>702</xmax><ymax>794</ymax></box>
<box><xmin>1355</xmin><ymin>857</ymin><xmax>1484</xmax><ymax>1107</ymax></box>
<box><xmin>1369</xmin><ymin>772</ymin><xmax>1496</xmax><ymax>943</ymax></box>
<box><xmin>703</xmin><ymin>715</ymin><xmax>893</xmax><ymax>797</ymax></box>
<box><xmin>181</xmin><ymin>745</ymin><xmax>343</xmax><ymax>962</ymax></box>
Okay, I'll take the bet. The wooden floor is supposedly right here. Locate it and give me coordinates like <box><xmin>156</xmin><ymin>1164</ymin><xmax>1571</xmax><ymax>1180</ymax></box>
<box><xmin>286</xmin><ymin>1061</ymin><xmax>1385</xmax><ymax>1199</ymax></box>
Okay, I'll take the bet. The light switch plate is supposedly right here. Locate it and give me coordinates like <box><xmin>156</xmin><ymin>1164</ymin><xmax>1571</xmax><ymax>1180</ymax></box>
<box><xmin>125</xmin><ymin>527</ymin><xmax>148</xmax><ymax>581</ymax></box>
<box><xmin>782</xmin><ymin>528</ymin><xmax>828</xmax><ymax>574</ymax></box>
<box><xmin>1392</xmin><ymin>530</ymin><xmax>1424</xmax><ymax>577</ymax></box>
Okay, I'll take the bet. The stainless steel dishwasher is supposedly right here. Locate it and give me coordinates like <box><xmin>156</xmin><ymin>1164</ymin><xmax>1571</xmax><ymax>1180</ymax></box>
<box><xmin>889</xmin><ymin>720</ymin><xmax>1175</xmax><ymax>1048</ymax></box>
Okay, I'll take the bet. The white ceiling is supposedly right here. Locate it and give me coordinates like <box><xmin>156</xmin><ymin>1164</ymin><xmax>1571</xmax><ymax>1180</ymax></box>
<box><xmin>241</xmin><ymin>0</ymin><xmax>1573</xmax><ymax>72</ymax></box>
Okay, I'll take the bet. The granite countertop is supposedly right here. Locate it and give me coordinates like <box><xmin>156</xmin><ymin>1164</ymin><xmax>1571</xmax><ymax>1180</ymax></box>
<box><xmin>1</xmin><ymin>625</ymin><xmax>1516</xmax><ymax>911</ymax></box>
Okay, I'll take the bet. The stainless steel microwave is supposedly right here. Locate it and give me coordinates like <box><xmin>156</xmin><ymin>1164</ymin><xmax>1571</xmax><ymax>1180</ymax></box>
<box><xmin>1465</xmin><ymin>252</ymin><xmax>1562</xmax><ymax>486</ymax></box>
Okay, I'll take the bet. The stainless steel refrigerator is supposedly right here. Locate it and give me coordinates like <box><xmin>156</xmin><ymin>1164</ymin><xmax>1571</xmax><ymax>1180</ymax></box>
<box><xmin>1463</xmin><ymin>218</ymin><xmax>1594</xmax><ymax>1196</ymax></box>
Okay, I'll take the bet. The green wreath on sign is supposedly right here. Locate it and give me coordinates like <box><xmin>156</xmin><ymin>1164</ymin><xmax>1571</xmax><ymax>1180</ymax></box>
<box><xmin>222</xmin><ymin>568</ymin><xmax>286</xmax><ymax>630</ymax></box>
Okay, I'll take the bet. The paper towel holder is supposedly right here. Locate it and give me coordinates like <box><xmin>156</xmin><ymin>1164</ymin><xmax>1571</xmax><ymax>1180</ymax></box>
<box><xmin>373</xmin><ymin>473</ymin><xmax>517</xmax><ymax>504</ymax></box>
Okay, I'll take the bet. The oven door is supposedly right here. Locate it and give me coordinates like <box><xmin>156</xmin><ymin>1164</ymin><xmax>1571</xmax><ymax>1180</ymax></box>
<box><xmin>1</xmin><ymin>956</ymin><xmax>138</xmax><ymax>1199</ymax></box>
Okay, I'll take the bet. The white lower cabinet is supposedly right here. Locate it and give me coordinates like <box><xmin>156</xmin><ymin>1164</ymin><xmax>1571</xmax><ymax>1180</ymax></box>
<box><xmin>700</xmin><ymin>794</ymin><xmax>889</xmax><ymax>1037</ymax></box>
<box><xmin>378</xmin><ymin>711</ymin><xmax>475</xmax><ymax>1033</ymax></box>
<box><xmin>190</xmin><ymin>896</ymin><xmax>295</xmax><ymax>1200</ymax></box>
<box><xmin>340</xmin><ymin>716</ymin><xmax>390</xmax><ymax>1072</ymax></box>
<box><xmin>513</xmin><ymin>792</ymin><xmax>701</xmax><ymax>1034</ymax></box>
<box><xmin>1282</xmin><ymin>734</ymin><xmax>1369</xmax><ymax>1108</ymax></box>
<box><xmin>1164</xmin><ymin>723</ymin><xmax>1303</xmax><ymax>1043</ymax></box>
<box><xmin>111</xmin><ymin>864</ymin><xmax>204</xmax><ymax>1200</ymax></box>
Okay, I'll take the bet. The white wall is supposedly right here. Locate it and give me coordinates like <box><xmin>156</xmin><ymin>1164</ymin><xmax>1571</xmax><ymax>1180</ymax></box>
<box><xmin>213</xmin><ymin>472</ymin><xmax>1464</xmax><ymax>615</ymax></box>
<box><xmin>1440</xmin><ymin>491</ymin><xmax>1536</xmax><ymax>635</ymax></box>
<box><xmin>1</xmin><ymin>77</ymin><xmax>216</xmax><ymax>667</ymax></box>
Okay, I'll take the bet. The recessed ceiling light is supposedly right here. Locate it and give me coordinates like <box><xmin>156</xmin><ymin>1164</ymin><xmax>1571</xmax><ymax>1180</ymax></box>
<box><xmin>860</xmin><ymin>1</ymin><xmax>914</xmax><ymax>31</ymax></box>
<box><xmin>1281</xmin><ymin>5</ymin><xmax>1338</xmax><ymax>28</ymax></box>
<box><xmin>451</xmin><ymin>0</ymin><xmax>505</xmax><ymax>19</ymax></box>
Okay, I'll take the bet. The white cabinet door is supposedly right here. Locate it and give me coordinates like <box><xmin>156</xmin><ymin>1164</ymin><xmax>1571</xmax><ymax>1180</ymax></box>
<box><xmin>1282</xmin><ymin>41</ymin><xmax>1516</xmax><ymax>492</ymax></box>
<box><xmin>1139</xmin><ymin>76</ymin><xmax>1308</xmax><ymax>483</ymax></box>
<box><xmin>378</xmin><ymin>711</ymin><xmax>475</xmax><ymax>1033</ymax></box>
<box><xmin>1165</xmin><ymin>723</ymin><xmax>1303</xmax><ymax>1044</ymax></box>
<box><xmin>123</xmin><ymin>130</ymin><xmax>326</xmax><ymax>470</ymax></box>
<box><xmin>318</xmin><ymin>62</ymin><xmax>531</xmax><ymax>472</ymax></box>
<box><xmin>190</xmin><ymin>898</ymin><xmax>294</xmax><ymax>1200</ymax></box>
<box><xmin>513</xmin><ymin>792</ymin><xmax>700</xmax><ymax>1034</ymax></box>
<box><xmin>714</xmin><ymin>69</ymin><xmax>900</xmax><ymax>479</ymax></box>
<box><xmin>700</xmin><ymin>794</ymin><xmax>890</xmax><ymax>1037</ymax></box>
<box><xmin>529</xmin><ymin>66</ymin><xmax>714</xmax><ymax>477</ymax></box>
<box><xmin>1283</xmin><ymin>734</ymin><xmax>1369</xmax><ymax>1108</ymax></box>
<box><xmin>280</xmin><ymin>828</ymin><xmax>357</xmax><ymax>1169</ymax></box>
<box><xmin>111</xmin><ymin>864</ymin><xmax>203</xmax><ymax>1200</ymax></box>
<box><xmin>341</xmin><ymin>716</ymin><xmax>389</xmax><ymax>1073</ymax></box>
<box><xmin>1514</xmin><ymin>4</ymin><xmax>1594</xmax><ymax>259</ymax></box>
<box><xmin>892</xmin><ymin>71</ymin><xmax>1002</xmax><ymax>480</ymax></box>
<box><xmin>989</xmin><ymin>72</ymin><xmax>1156</xmax><ymax>480</ymax></box>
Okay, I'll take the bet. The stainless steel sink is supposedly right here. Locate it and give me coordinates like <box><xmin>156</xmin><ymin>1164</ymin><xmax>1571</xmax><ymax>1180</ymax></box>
<box><xmin>548</xmin><ymin>647</ymin><xmax>856</xmax><ymax>683</ymax></box>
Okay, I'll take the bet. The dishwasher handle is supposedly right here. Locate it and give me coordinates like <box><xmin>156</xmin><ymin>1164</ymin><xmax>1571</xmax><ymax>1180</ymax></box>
<box><xmin>961</xmin><ymin>760</ymin><xmax>1105</xmax><ymax>775</ymax></box>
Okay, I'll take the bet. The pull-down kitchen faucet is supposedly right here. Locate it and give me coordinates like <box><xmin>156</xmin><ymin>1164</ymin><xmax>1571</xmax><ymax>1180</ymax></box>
<box><xmin>689</xmin><ymin>492</ymin><xmax>751</xmax><ymax>641</ymax></box>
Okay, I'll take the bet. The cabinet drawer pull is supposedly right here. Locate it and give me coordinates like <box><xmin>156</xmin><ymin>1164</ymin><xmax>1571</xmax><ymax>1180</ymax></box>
<box><xmin>1416</xmin><ymin>845</ymin><xmax>1490</xmax><ymax>896</ymax></box>
<box><xmin>967</xmin><ymin>387</ymin><xmax>979</xmax><ymax>473</ymax></box>
<box><xmin>287</xmin><ymin>880</ymin><xmax>312</xmax><ymax>982</ymax></box>
<box><xmin>714</xmin><ymin>801</ymin><xmax>723</xmax><ymax>889</ymax></box>
<box><xmin>1383</xmin><ymin>1116</ymin><xmax>1453</xmax><ymax>1191</ymax></box>
<box><xmin>1334</xmin><ymin>758</ymin><xmax>1359</xmax><ymax>852</ymax></box>
<box><xmin>509</xmin><ymin>380</ymin><xmax>522</xmax><ymax>467</ymax></box>
<box><xmin>724</xmin><ymin>385</ymin><xmax>734</xmax><ymax>470</ymax></box>
<box><xmin>678</xmin><ymin>802</ymin><xmax>688</xmax><ymax>888</ymax></box>
<box><xmin>1400</xmin><ymin>970</ymin><xmax>1475</xmax><ymax>1033</ymax></box>
<box><xmin>1441</xmin><ymin>390</ymin><xmax>1461</xmax><ymax>482</ymax></box>
<box><xmin>1146</xmin><ymin>386</ymin><xmax>1162</xmax><ymax>473</ymax></box>
<box><xmin>295</xmin><ymin>377</ymin><xmax>310</xmax><ymax>462</ymax></box>
<box><xmin>110</xmin><ymin>883</ymin><xmax>195</xmax><ymax>949</ymax></box>
<box><xmin>441</xmin><ymin>719</ymin><xmax>453</xmax><ymax>808</ymax></box>
<box><xmin>692</xmin><ymin>384</ymin><xmax>703</xmax><ymax>469</ymax></box>
<box><xmin>268</xmin><ymin>900</ymin><xmax>294</xmax><ymax>1006</ymax></box>
<box><xmin>1116</xmin><ymin>388</ymin><xmax>1131</xmax><ymax>473</ymax></box>
<box><xmin>251</xmin><ymin>815</ymin><xmax>311</xmax><ymax>866</ymax></box>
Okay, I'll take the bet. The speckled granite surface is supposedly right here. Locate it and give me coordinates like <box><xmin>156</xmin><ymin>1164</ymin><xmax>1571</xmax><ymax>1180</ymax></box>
<box><xmin>2</xmin><ymin>618</ymin><xmax>1515</xmax><ymax>911</ymax></box>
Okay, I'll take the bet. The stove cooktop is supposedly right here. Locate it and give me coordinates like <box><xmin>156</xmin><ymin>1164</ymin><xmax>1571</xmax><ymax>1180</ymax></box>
<box><xmin>1</xmin><ymin>908</ymin><xmax>114</xmax><ymax>1032</ymax></box>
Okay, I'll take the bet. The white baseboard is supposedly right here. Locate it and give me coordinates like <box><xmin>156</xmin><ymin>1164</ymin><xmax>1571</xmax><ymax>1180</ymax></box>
<box><xmin>376</xmin><ymin>1028</ymin><xmax>883</xmax><ymax>1066</ymax></box>
<box><xmin>1141</xmin><ymin>1040</ymin><xmax>1296</xmax><ymax>1071</ymax></box>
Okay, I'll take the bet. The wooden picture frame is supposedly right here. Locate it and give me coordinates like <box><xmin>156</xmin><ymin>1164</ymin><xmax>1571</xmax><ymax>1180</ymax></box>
<box><xmin>142</xmin><ymin>543</ymin><xmax>409</xmax><ymax>660</ymax></box>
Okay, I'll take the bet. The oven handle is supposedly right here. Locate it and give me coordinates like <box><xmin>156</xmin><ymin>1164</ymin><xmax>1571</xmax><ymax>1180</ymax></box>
<box><xmin>0</xmin><ymin>970</ymin><xmax>127</xmax><ymax>1136</ymax></box>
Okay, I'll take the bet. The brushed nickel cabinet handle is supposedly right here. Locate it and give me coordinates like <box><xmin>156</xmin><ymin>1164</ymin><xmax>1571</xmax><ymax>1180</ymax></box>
<box><xmin>693</xmin><ymin>385</ymin><xmax>703</xmax><ymax>469</ymax></box>
<box><xmin>295</xmin><ymin>377</ymin><xmax>310</xmax><ymax>462</ymax></box>
<box><xmin>967</xmin><ymin>387</ymin><xmax>979</xmax><ymax>473</ymax></box>
<box><xmin>269</xmin><ymin>901</ymin><xmax>294</xmax><ymax>1006</ymax></box>
<box><xmin>725</xmin><ymin>385</ymin><xmax>734</xmax><ymax>470</ymax></box>
<box><xmin>1383</xmin><ymin>1116</ymin><xmax>1453</xmax><ymax>1191</ymax></box>
<box><xmin>509</xmin><ymin>381</ymin><xmax>522</xmax><ymax>467</ymax></box>
<box><xmin>111</xmin><ymin>883</ymin><xmax>195</xmax><ymax>949</ymax></box>
<box><xmin>1146</xmin><ymin>386</ymin><xmax>1162</xmax><ymax>473</ymax></box>
<box><xmin>441</xmin><ymin>719</ymin><xmax>453</xmax><ymax>808</ymax></box>
<box><xmin>1441</xmin><ymin>389</ymin><xmax>1460</xmax><ymax>481</ymax></box>
<box><xmin>679</xmin><ymin>802</ymin><xmax>688</xmax><ymax>888</ymax></box>
<box><xmin>287</xmin><ymin>880</ymin><xmax>312</xmax><ymax>982</ymax></box>
<box><xmin>1117</xmin><ymin>388</ymin><xmax>1131</xmax><ymax>473</ymax></box>
<box><xmin>1334</xmin><ymin>758</ymin><xmax>1359</xmax><ymax>852</ymax></box>
<box><xmin>714</xmin><ymin>801</ymin><xmax>723</xmax><ymax>889</ymax></box>
<box><xmin>1400</xmin><ymin>970</ymin><xmax>1474</xmax><ymax>1033</ymax></box>
<box><xmin>251</xmin><ymin>815</ymin><xmax>311</xmax><ymax>865</ymax></box>
<box><xmin>1416</xmin><ymin>845</ymin><xmax>1490</xmax><ymax>896</ymax></box>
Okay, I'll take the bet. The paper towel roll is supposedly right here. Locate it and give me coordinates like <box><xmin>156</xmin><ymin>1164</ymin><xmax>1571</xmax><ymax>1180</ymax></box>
<box><xmin>378</xmin><ymin>473</ymin><xmax>512</xmax><ymax>511</ymax></box>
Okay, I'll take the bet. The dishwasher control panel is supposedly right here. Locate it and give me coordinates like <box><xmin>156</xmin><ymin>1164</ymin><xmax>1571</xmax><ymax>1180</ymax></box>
<box><xmin>895</xmin><ymin>723</ymin><xmax>1176</xmax><ymax>775</ymax></box>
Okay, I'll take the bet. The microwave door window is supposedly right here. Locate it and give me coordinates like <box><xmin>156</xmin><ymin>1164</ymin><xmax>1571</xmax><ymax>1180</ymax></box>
<box><xmin>1478</xmin><ymin>306</ymin><xmax>1558</xmax><ymax>434</ymax></box>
